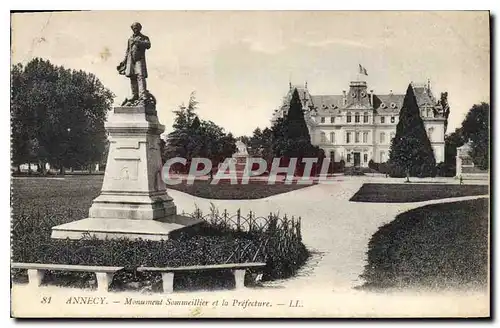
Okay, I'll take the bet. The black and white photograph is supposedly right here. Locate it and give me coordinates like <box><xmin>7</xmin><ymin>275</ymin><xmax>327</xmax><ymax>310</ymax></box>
<box><xmin>9</xmin><ymin>10</ymin><xmax>490</xmax><ymax>318</ymax></box>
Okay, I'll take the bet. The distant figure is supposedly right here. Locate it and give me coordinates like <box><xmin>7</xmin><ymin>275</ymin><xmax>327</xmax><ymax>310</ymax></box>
<box><xmin>117</xmin><ymin>22</ymin><xmax>152</xmax><ymax>106</ymax></box>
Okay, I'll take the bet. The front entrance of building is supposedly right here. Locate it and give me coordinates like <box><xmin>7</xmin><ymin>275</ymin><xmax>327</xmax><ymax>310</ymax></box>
<box><xmin>353</xmin><ymin>152</ymin><xmax>361</xmax><ymax>167</ymax></box>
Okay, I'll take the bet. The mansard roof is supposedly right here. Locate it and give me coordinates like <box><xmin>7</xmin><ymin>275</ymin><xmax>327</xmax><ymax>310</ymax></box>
<box><xmin>373</xmin><ymin>94</ymin><xmax>405</xmax><ymax>113</ymax></box>
<box><xmin>310</xmin><ymin>95</ymin><xmax>343</xmax><ymax>114</ymax></box>
<box><xmin>309</xmin><ymin>88</ymin><xmax>437</xmax><ymax>115</ymax></box>
<box><xmin>275</xmin><ymin>82</ymin><xmax>440</xmax><ymax>117</ymax></box>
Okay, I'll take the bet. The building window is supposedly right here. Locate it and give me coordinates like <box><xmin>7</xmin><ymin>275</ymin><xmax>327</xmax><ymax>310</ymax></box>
<box><xmin>421</xmin><ymin>109</ymin><xmax>426</xmax><ymax>117</ymax></box>
<box><xmin>330</xmin><ymin>116</ymin><xmax>335</xmax><ymax>123</ymax></box>
<box><xmin>363</xmin><ymin>112</ymin><xmax>369</xmax><ymax>123</ymax></box>
<box><xmin>364</xmin><ymin>154</ymin><xmax>368</xmax><ymax>163</ymax></box>
<box><xmin>320</xmin><ymin>132</ymin><xmax>327</xmax><ymax>143</ymax></box>
<box><xmin>391</xmin><ymin>116</ymin><xmax>395</xmax><ymax>123</ymax></box>
<box><xmin>346</xmin><ymin>132</ymin><xmax>351</xmax><ymax>144</ymax></box>
<box><xmin>347</xmin><ymin>112</ymin><xmax>352</xmax><ymax>123</ymax></box>
<box><xmin>380</xmin><ymin>132</ymin><xmax>386</xmax><ymax>144</ymax></box>
<box><xmin>321</xmin><ymin>117</ymin><xmax>325</xmax><ymax>123</ymax></box>
<box><xmin>330</xmin><ymin>132</ymin><xmax>335</xmax><ymax>143</ymax></box>
<box><xmin>355</xmin><ymin>132</ymin><xmax>360</xmax><ymax>143</ymax></box>
<box><xmin>347</xmin><ymin>154</ymin><xmax>351</xmax><ymax>163</ymax></box>
<box><xmin>363</xmin><ymin>132</ymin><xmax>368</xmax><ymax>143</ymax></box>
<box><xmin>380</xmin><ymin>151</ymin><xmax>386</xmax><ymax>163</ymax></box>
<box><xmin>381</xmin><ymin>116</ymin><xmax>385</xmax><ymax>124</ymax></box>
<box><xmin>355</xmin><ymin>112</ymin><xmax>360</xmax><ymax>123</ymax></box>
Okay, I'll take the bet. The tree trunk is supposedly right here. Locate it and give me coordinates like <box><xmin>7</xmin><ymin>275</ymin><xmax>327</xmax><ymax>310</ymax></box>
<box><xmin>59</xmin><ymin>166</ymin><xmax>65</xmax><ymax>175</ymax></box>
<box><xmin>39</xmin><ymin>161</ymin><xmax>47</xmax><ymax>175</ymax></box>
<box><xmin>16</xmin><ymin>164</ymin><xmax>21</xmax><ymax>174</ymax></box>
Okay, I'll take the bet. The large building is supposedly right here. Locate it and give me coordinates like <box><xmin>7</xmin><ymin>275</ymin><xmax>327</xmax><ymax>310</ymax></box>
<box><xmin>271</xmin><ymin>80</ymin><xmax>448</xmax><ymax>167</ymax></box>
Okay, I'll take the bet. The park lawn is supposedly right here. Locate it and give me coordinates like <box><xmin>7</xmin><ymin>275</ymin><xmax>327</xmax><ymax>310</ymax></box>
<box><xmin>349</xmin><ymin>183</ymin><xmax>488</xmax><ymax>203</ymax></box>
<box><xmin>11</xmin><ymin>176</ymin><xmax>309</xmax><ymax>291</ymax></box>
<box><xmin>360</xmin><ymin>198</ymin><xmax>489</xmax><ymax>290</ymax></box>
<box><xmin>167</xmin><ymin>179</ymin><xmax>316</xmax><ymax>200</ymax></box>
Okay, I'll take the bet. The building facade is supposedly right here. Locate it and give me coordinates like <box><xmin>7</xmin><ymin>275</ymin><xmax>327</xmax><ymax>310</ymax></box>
<box><xmin>272</xmin><ymin>80</ymin><xmax>447</xmax><ymax>167</ymax></box>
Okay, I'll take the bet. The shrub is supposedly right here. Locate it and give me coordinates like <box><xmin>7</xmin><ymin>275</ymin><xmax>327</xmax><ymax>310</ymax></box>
<box><xmin>344</xmin><ymin>166</ymin><xmax>365</xmax><ymax>176</ymax></box>
<box><xmin>12</xmin><ymin>207</ymin><xmax>309</xmax><ymax>287</ymax></box>
<box><xmin>368</xmin><ymin>159</ymin><xmax>378</xmax><ymax>171</ymax></box>
<box><xmin>339</xmin><ymin>160</ymin><xmax>345</xmax><ymax>172</ymax></box>
<box><xmin>378</xmin><ymin>162</ymin><xmax>389</xmax><ymax>174</ymax></box>
<box><xmin>387</xmin><ymin>163</ymin><xmax>407</xmax><ymax>178</ymax></box>
<box><xmin>192</xmin><ymin>208</ymin><xmax>309</xmax><ymax>281</ymax></box>
<box><xmin>436</xmin><ymin>162</ymin><xmax>456</xmax><ymax>177</ymax></box>
<box><xmin>417</xmin><ymin>163</ymin><xmax>437</xmax><ymax>178</ymax></box>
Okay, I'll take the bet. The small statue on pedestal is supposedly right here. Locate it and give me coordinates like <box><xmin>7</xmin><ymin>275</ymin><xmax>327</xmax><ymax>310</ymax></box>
<box><xmin>117</xmin><ymin>22</ymin><xmax>156</xmax><ymax>112</ymax></box>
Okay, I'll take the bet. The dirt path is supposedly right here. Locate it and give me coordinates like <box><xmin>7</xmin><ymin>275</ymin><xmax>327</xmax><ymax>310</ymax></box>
<box><xmin>169</xmin><ymin>178</ymin><xmax>489</xmax><ymax>292</ymax></box>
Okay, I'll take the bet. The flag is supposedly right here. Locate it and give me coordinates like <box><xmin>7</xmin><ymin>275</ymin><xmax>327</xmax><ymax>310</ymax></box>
<box><xmin>359</xmin><ymin>64</ymin><xmax>368</xmax><ymax>76</ymax></box>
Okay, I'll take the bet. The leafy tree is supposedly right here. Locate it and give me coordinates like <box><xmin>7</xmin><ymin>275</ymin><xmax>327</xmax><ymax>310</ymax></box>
<box><xmin>164</xmin><ymin>92</ymin><xmax>199</xmax><ymax>161</ymax></box>
<box><xmin>11</xmin><ymin>58</ymin><xmax>114</xmax><ymax>174</ymax></box>
<box><xmin>437</xmin><ymin>92</ymin><xmax>451</xmax><ymax>134</ymax></box>
<box><xmin>442</xmin><ymin>102</ymin><xmax>489</xmax><ymax>171</ymax></box>
<box><xmin>164</xmin><ymin>92</ymin><xmax>236</xmax><ymax>172</ymax></box>
<box><xmin>444</xmin><ymin>128</ymin><xmax>465</xmax><ymax>165</ymax></box>
<box><xmin>461</xmin><ymin>102</ymin><xmax>489</xmax><ymax>170</ymax></box>
<box><xmin>247</xmin><ymin>128</ymin><xmax>262</xmax><ymax>156</ymax></box>
<box><xmin>388</xmin><ymin>84</ymin><xmax>436</xmax><ymax>179</ymax></box>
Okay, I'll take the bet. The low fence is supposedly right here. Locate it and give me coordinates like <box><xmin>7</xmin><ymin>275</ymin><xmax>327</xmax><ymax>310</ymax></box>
<box><xmin>187</xmin><ymin>207</ymin><xmax>307</xmax><ymax>279</ymax></box>
<box><xmin>12</xmin><ymin>207</ymin><xmax>308</xmax><ymax>281</ymax></box>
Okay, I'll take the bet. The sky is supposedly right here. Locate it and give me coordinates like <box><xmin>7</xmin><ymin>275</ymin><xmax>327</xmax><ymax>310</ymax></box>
<box><xmin>11</xmin><ymin>11</ymin><xmax>490</xmax><ymax>137</ymax></box>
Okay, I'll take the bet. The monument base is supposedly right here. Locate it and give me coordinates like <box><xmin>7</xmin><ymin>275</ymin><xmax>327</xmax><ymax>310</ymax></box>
<box><xmin>51</xmin><ymin>216</ymin><xmax>203</xmax><ymax>241</ymax></box>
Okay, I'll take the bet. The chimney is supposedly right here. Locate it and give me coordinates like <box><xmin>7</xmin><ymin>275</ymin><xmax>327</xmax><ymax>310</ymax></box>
<box><xmin>427</xmin><ymin>78</ymin><xmax>431</xmax><ymax>92</ymax></box>
<box><xmin>370</xmin><ymin>89</ymin><xmax>374</xmax><ymax>105</ymax></box>
<box><xmin>305</xmin><ymin>81</ymin><xmax>308</xmax><ymax>90</ymax></box>
<box><xmin>342</xmin><ymin>90</ymin><xmax>347</xmax><ymax>106</ymax></box>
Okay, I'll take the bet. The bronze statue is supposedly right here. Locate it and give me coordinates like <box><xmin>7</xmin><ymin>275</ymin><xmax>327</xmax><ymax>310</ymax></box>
<box><xmin>117</xmin><ymin>22</ymin><xmax>155</xmax><ymax>108</ymax></box>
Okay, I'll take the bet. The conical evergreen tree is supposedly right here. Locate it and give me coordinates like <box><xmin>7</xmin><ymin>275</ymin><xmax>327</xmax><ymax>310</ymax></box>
<box><xmin>285</xmin><ymin>88</ymin><xmax>311</xmax><ymax>140</ymax></box>
<box><xmin>388</xmin><ymin>84</ymin><xmax>436</xmax><ymax>178</ymax></box>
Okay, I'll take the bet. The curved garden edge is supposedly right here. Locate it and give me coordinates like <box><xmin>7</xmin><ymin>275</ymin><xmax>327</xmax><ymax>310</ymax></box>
<box><xmin>349</xmin><ymin>183</ymin><xmax>489</xmax><ymax>203</ymax></box>
<box><xmin>358</xmin><ymin>196</ymin><xmax>489</xmax><ymax>291</ymax></box>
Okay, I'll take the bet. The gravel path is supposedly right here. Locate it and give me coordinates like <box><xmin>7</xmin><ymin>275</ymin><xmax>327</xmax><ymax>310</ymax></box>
<box><xmin>169</xmin><ymin>177</ymin><xmax>489</xmax><ymax>292</ymax></box>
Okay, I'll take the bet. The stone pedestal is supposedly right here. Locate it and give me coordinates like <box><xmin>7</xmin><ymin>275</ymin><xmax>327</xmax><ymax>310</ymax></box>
<box><xmin>51</xmin><ymin>106</ymin><xmax>202</xmax><ymax>241</ymax></box>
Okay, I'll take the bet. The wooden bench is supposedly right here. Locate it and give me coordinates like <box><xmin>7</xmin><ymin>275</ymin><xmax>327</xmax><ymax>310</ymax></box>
<box><xmin>11</xmin><ymin>263</ymin><xmax>123</xmax><ymax>292</ymax></box>
<box><xmin>137</xmin><ymin>262</ymin><xmax>266</xmax><ymax>293</ymax></box>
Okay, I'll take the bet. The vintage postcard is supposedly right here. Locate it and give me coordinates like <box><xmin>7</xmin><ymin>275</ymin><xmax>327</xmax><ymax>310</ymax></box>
<box><xmin>10</xmin><ymin>10</ymin><xmax>490</xmax><ymax>318</ymax></box>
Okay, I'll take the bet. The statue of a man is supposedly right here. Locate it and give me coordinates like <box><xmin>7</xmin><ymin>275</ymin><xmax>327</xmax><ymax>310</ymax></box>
<box><xmin>117</xmin><ymin>22</ymin><xmax>151</xmax><ymax>105</ymax></box>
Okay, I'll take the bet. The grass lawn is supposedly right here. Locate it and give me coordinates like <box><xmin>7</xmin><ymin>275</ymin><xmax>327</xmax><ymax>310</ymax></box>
<box><xmin>11</xmin><ymin>176</ymin><xmax>309</xmax><ymax>290</ymax></box>
<box><xmin>360</xmin><ymin>198</ymin><xmax>489</xmax><ymax>290</ymax></box>
<box><xmin>350</xmin><ymin>183</ymin><xmax>488</xmax><ymax>203</ymax></box>
<box><xmin>167</xmin><ymin>179</ymin><xmax>316</xmax><ymax>199</ymax></box>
